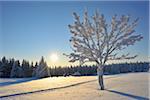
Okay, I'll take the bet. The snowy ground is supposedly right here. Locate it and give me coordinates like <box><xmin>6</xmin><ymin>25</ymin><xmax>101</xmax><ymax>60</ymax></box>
<box><xmin>0</xmin><ymin>72</ymin><xmax>149</xmax><ymax>100</ymax></box>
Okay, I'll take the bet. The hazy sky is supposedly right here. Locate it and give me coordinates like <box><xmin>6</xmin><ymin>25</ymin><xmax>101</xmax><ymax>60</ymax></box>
<box><xmin>0</xmin><ymin>1</ymin><xmax>149</xmax><ymax>67</ymax></box>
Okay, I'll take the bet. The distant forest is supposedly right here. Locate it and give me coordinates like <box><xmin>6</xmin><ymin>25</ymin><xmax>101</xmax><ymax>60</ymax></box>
<box><xmin>0</xmin><ymin>56</ymin><xmax>149</xmax><ymax>78</ymax></box>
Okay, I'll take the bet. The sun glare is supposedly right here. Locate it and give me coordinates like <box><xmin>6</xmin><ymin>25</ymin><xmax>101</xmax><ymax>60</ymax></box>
<box><xmin>50</xmin><ymin>53</ymin><xmax>59</xmax><ymax>62</ymax></box>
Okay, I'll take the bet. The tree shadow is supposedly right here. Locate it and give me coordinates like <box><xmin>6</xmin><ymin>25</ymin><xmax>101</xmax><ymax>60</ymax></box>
<box><xmin>106</xmin><ymin>89</ymin><xmax>149</xmax><ymax>100</ymax></box>
<box><xmin>0</xmin><ymin>78</ymin><xmax>38</xmax><ymax>87</ymax></box>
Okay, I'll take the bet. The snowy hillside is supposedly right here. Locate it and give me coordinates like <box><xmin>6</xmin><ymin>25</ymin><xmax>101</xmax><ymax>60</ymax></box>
<box><xmin>0</xmin><ymin>72</ymin><xmax>149</xmax><ymax>100</ymax></box>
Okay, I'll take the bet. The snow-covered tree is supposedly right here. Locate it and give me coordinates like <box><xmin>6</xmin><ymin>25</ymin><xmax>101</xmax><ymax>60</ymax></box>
<box><xmin>10</xmin><ymin>60</ymin><xmax>20</xmax><ymax>78</ymax></box>
<box><xmin>21</xmin><ymin>60</ymin><xmax>33</xmax><ymax>77</ymax></box>
<box><xmin>34</xmin><ymin>57</ymin><xmax>50</xmax><ymax>78</ymax></box>
<box><xmin>0</xmin><ymin>57</ymin><xmax>8</xmax><ymax>77</ymax></box>
<box><xmin>64</xmin><ymin>10</ymin><xmax>143</xmax><ymax>90</ymax></box>
<box><xmin>32</xmin><ymin>62</ymin><xmax>38</xmax><ymax>77</ymax></box>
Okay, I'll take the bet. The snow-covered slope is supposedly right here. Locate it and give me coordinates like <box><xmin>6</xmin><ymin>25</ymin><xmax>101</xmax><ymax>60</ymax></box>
<box><xmin>0</xmin><ymin>72</ymin><xmax>149</xmax><ymax>100</ymax></box>
<box><xmin>0</xmin><ymin>76</ymin><xmax>99</xmax><ymax>97</ymax></box>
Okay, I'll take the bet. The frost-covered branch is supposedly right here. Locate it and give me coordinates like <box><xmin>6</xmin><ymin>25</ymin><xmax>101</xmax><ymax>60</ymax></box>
<box><xmin>65</xmin><ymin>10</ymin><xmax>143</xmax><ymax>66</ymax></box>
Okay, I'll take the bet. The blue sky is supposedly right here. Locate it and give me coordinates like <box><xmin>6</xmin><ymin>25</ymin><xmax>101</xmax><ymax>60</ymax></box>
<box><xmin>0</xmin><ymin>1</ymin><xmax>149</xmax><ymax>66</ymax></box>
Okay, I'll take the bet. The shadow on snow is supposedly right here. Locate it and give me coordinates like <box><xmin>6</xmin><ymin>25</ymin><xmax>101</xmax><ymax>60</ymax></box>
<box><xmin>0</xmin><ymin>78</ymin><xmax>37</xmax><ymax>87</ymax></box>
<box><xmin>106</xmin><ymin>89</ymin><xmax>149</xmax><ymax>100</ymax></box>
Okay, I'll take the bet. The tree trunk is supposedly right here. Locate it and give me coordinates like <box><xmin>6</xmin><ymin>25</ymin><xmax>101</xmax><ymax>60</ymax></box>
<box><xmin>97</xmin><ymin>66</ymin><xmax>104</xmax><ymax>90</ymax></box>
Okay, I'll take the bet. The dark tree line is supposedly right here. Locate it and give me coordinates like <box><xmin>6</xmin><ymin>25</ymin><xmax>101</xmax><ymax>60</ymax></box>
<box><xmin>49</xmin><ymin>62</ymin><xmax>149</xmax><ymax>77</ymax></box>
<box><xmin>0</xmin><ymin>56</ymin><xmax>149</xmax><ymax>78</ymax></box>
<box><xmin>49</xmin><ymin>65</ymin><xmax>97</xmax><ymax>77</ymax></box>
<box><xmin>0</xmin><ymin>57</ymin><xmax>34</xmax><ymax>78</ymax></box>
<box><xmin>0</xmin><ymin>56</ymin><xmax>49</xmax><ymax>78</ymax></box>
<box><xmin>103</xmin><ymin>62</ymin><xmax>149</xmax><ymax>74</ymax></box>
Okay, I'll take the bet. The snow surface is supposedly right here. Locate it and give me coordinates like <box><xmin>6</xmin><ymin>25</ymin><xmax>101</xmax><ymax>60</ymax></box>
<box><xmin>0</xmin><ymin>72</ymin><xmax>149</xmax><ymax>100</ymax></box>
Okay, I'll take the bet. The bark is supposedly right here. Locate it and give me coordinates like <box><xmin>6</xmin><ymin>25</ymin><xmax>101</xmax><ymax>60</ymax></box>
<box><xmin>97</xmin><ymin>66</ymin><xmax>105</xmax><ymax>90</ymax></box>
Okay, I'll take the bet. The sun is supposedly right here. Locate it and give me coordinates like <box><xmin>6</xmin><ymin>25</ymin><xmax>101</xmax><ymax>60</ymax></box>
<box><xmin>50</xmin><ymin>53</ymin><xmax>59</xmax><ymax>62</ymax></box>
